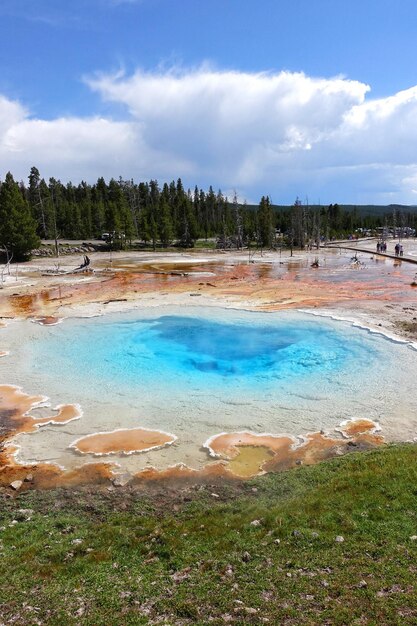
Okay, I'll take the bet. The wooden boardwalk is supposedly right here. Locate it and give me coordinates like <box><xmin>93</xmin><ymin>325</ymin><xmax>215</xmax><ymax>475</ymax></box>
<box><xmin>325</xmin><ymin>242</ymin><xmax>417</xmax><ymax>265</ymax></box>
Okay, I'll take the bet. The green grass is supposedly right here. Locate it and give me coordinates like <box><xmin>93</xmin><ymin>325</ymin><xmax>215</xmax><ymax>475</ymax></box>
<box><xmin>1</xmin><ymin>444</ymin><xmax>416</xmax><ymax>625</ymax></box>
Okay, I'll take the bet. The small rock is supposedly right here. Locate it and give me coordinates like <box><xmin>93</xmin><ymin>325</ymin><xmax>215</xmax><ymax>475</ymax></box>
<box><xmin>244</xmin><ymin>607</ymin><xmax>258</xmax><ymax>615</ymax></box>
<box><xmin>242</xmin><ymin>551</ymin><xmax>251</xmax><ymax>562</ymax></box>
<box><xmin>292</xmin><ymin>530</ymin><xmax>301</xmax><ymax>537</ymax></box>
<box><xmin>171</xmin><ymin>567</ymin><xmax>191</xmax><ymax>582</ymax></box>
<box><xmin>250</xmin><ymin>519</ymin><xmax>262</xmax><ymax>527</ymax></box>
<box><xmin>251</xmin><ymin>487</ymin><xmax>258</xmax><ymax>493</ymax></box>
<box><xmin>410</xmin><ymin>535</ymin><xmax>417</xmax><ymax>541</ymax></box>
<box><xmin>71</xmin><ymin>538</ymin><xmax>83</xmax><ymax>546</ymax></box>
<box><xmin>24</xmin><ymin>474</ymin><xmax>33</xmax><ymax>482</ymax></box>
<box><xmin>16</xmin><ymin>508</ymin><xmax>34</xmax><ymax>520</ymax></box>
<box><xmin>274</xmin><ymin>538</ymin><xmax>281</xmax><ymax>545</ymax></box>
<box><xmin>10</xmin><ymin>480</ymin><xmax>23</xmax><ymax>491</ymax></box>
<box><xmin>357</xmin><ymin>580</ymin><xmax>367</xmax><ymax>588</ymax></box>
<box><xmin>311</xmin><ymin>532</ymin><xmax>319</xmax><ymax>539</ymax></box>
<box><xmin>112</xmin><ymin>473</ymin><xmax>131</xmax><ymax>487</ymax></box>
<box><xmin>335</xmin><ymin>535</ymin><xmax>344</xmax><ymax>543</ymax></box>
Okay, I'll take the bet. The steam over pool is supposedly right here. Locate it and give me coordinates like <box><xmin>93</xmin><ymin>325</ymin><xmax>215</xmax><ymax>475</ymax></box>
<box><xmin>2</xmin><ymin>307</ymin><xmax>417</xmax><ymax>472</ymax></box>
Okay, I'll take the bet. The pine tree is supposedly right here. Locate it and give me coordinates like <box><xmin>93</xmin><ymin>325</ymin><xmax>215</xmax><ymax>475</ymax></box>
<box><xmin>205</xmin><ymin>186</ymin><xmax>216</xmax><ymax>240</ymax></box>
<box><xmin>0</xmin><ymin>172</ymin><xmax>40</xmax><ymax>261</ymax></box>
<box><xmin>120</xmin><ymin>178</ymin><xmax>140</xmax><ymax>239</ymax></box>
<box><xmin>290</xmin><ymin>197</ymin><xmax>305</xmax><ymax>248</ymax></box>
<box><xmin>257</xmin><ymin>195</ymin><xmax>274</xmax><ymax>248</ymax></box>
<box><xmin>158</xmin><ymin>196</ymin><xmax>173</xmax><ymax>247</ymax></box>
<box><xmin>28</xmin><ymin>166</ymin><xmax>47</xmax><ymax>238</ymax></box>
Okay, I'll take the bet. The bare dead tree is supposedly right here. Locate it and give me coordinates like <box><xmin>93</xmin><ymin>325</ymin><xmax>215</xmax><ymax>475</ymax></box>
<box><xmin>233</xmin><ymin>191</ymin><xmax>243</xmax><ymax>250</ymax></box>
<box><xmin>49</xmin><ymin>188</ymin><xmax>60</xmax><ymax>261</ymax></box>
<box><xmin>0</xmin><ymin>246</ymin><xmax>13</xmax><ymax>287</ymax></box>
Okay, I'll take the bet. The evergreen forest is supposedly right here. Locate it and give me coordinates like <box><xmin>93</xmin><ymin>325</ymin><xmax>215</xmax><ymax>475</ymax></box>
<box><xmin>1</xmin><ymin>166</ymin><xmax>417</xmax><ymax>261</ymax></box>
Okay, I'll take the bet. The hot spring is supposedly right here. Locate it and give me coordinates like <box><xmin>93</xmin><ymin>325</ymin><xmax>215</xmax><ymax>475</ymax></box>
<box><xmin>1</xmin><ymin>307</ymin><xmax>417</xmax><ymax>473</ymax></box>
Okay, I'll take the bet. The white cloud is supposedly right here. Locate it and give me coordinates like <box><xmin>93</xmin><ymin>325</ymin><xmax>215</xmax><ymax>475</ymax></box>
<box><xmin>0</xmin><ymin>95</ymin><xmax>27</xmax><ymax>139</ymax></box>
<box><xmin>1</xmin><ymin>67</ymin><xmax>417</xmax><ymax>203</ymax></box>
<box><xmin>0</xmin><ymin>111</ymin><xmax>192</xmax><ymax>184</ymax></box>
<box><xmin>86</xmin><ymin>68</ymin><xmax>368</xmax><ymax>175</ymax></box>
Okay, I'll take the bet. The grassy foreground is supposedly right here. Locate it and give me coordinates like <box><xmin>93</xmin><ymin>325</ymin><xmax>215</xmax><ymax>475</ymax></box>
<box><xmin>0</xmin><ymin>445</ymin><xmax>416</xmax><ymax>625</ymax></box>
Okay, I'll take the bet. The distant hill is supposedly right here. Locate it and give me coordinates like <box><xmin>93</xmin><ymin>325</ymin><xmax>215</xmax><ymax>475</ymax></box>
<box><xmin>329</xmin><ymin>204</ymin><xmax>417</xmax><ymax>217</ymax></box>
<box><xmin>245</xmin><ymin>203</ymin><xmax>417</xmax><ymax>216</ymax></box>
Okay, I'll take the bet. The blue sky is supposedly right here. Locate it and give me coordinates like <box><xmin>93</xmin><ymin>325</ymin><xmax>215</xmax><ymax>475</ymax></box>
<box><xmin>1</xmin><ymin>0</ymin><xmax>417</xmax><ymax>204</ymax></box>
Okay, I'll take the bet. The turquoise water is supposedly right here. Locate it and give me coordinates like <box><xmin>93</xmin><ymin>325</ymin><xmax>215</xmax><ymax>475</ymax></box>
<box><xmin>30</xmin><ymin>311</ymin><xmax>373</xmax><ymax>390</ymax></box>
<box><xmin>3</xmin><ymin>307</ymin><xmax>417</xmax><ymax>470</ymax></box>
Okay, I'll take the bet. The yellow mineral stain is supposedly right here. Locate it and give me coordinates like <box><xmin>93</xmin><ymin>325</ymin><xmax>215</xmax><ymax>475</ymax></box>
<box><xmin>228</xmin><ymin>445</ymin><xmax>275</xmax><ymax>478</ymax></box>
<box><xmin>70</xmin><ymin>428</ymin><xmax>176</xmax><ymax>456</ymax></box>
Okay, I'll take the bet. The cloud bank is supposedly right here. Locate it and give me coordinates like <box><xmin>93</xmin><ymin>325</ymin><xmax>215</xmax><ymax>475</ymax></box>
<box><xmin>1</xmin><ymin>67</ymin><xmax>417</xmax><ymax>203</ymax></box>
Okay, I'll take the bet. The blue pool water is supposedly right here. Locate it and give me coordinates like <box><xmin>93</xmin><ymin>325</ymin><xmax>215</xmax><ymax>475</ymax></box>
<box><xmin>3</xmin><ymin>307</ymin><xmax>417</xmax><ymax>470</ymax></box>
<box><xmin>30</xmin><ymin>311</ymin><xmax>373</xmax><ymax>388</ymax></box>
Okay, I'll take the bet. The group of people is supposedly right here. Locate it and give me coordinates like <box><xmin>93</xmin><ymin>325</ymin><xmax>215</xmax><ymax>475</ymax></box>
<box><xmin>376</xmin><ymin>241</ymin><xmax>405</xmax><ymax>257</ymax></box>
<box><xmin>376</xmin><ymin>241</ymin><xmax>387</xmax><ymax>253</ymax></box>
<box><xmin>394</xmin><ymin>243</ymin><xmax>404</xmax><ymax>257</ymax></box>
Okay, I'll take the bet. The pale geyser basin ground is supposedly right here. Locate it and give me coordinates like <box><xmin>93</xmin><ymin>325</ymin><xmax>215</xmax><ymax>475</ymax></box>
<box><xmin>2</xmin><ymin>306</ymin><xmax>417</xmax><ymax>474</ymax></box>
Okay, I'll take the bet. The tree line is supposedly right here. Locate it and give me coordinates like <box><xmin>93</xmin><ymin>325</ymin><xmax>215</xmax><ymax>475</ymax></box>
<box><xmin>0</xmin><ymin>167</ymin><xmax>416</xmax><ymax>261</ymax></box>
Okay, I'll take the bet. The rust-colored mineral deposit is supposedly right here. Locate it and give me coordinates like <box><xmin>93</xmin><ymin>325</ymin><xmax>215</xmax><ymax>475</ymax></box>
<box><xmin>70</xmin><ymin>428</ymin><xmax>177</xmax><ymax>456</ymax></box>
<box><xmin>205</xmin><ymin>420</ymin><xmax>385</xmax><ymax>478</ymax></box>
